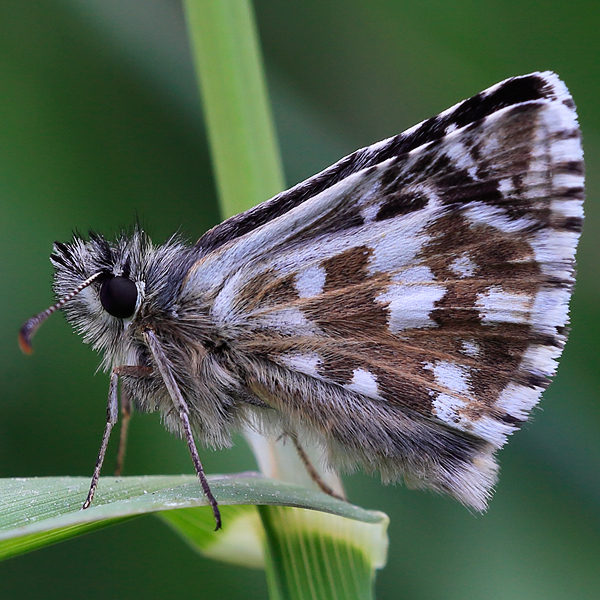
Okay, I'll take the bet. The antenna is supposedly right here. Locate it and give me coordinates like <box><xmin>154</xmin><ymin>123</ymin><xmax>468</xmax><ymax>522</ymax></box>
<box><xmin>19</xmin><ymin>272</ymin><xmax>104</xmax><ymax>354</ymax></box>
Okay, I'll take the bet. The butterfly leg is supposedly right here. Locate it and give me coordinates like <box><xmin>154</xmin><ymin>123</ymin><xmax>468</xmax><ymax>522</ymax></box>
<box><xmin>114</xmin><ymin>386</ymin><xmax>130</xmax><ymax>477</ymax></box>
<box><xmin>112</xmin><ymin>366</ymin><xmax>152</xmax><ymax>476</ymax></box>
<box><xmin>290</xmin><ymin>433</ymin><xmax>346</xmax><ymax>502</ymax></box>
<box><xmin>82</xmin><ymin>365</ymin><xmax>153</xmax><ymax>508</ymax></box>
<box><xmin>144</xmin><ymin>330</ymin><xmax>222</xmax><ymax>530</ymax></box>
<box><xmin>82</xmin><ymin>369</ymin><xmax>120</xmax><ymax>509</ymax></box>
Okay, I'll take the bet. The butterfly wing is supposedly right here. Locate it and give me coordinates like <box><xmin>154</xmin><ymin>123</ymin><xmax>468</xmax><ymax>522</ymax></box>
<box><xmin>184</xmin><ymin>72</ymin><xmax>583</xmax><ymax>509</ymax></box>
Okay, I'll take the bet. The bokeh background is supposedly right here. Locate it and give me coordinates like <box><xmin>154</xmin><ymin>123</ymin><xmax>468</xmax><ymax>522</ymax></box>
<box><xmin>1</xmin><ymin>1</ymin><xmax>599</xmax><ymax>598</ymax></box>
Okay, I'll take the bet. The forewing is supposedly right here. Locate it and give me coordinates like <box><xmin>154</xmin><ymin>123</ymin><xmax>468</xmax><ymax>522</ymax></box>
<box><xmin>194</xmin><ymin>71</ymin><xmax>580</xmax><ymax>256</ymax></box>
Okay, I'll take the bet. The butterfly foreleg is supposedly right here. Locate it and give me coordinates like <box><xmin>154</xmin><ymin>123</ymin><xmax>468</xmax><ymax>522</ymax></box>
<box><xmin>144</xmin><ymin>329</ymin><xmax>222</xmax><ymax>530</ymax></box>
<box><xmin>111</xmin><ymin>365</ymin><xmax>153</xmax><ymax>476</ymax></box>
<box><xmin>82</xmin><ymin>365</ymin><xmax>153</xmax><ymax>509</ymax></box>
<box><xmin>82</xmin><ymin>369</ymin><xmax>119</xmax><ymax>509</ymax></box>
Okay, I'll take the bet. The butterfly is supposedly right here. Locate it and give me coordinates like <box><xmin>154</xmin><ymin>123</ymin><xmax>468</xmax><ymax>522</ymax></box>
<box><xmin>20</xmin><ymin>71</ymin><xmax>584</xmax><ymax>529</ymax></box>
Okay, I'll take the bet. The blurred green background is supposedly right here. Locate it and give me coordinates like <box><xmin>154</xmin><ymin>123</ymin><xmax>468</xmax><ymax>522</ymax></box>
<box><xmin>1</xmin><ymin>1</ymin><xmax>599</xmax><ymax>598</ymax></box>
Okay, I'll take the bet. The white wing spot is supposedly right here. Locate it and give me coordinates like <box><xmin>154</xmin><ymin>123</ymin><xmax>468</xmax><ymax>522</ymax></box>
<box><xmin>377</xmin><ymin>283</ymin><xmax>446</xmax><ymax>331</ymax></box>
<box><xmin>255</xmin><ymin>307</ymin><xmax>319</xmax><ymax>335</ymax></box>
<box><xmin>476</xmin><ymin>286</ymin><xmax>533</xmax><ymax>324</ymax></box>
<box><xmin>496</xmin><ymin>382</ymin><xmax>543</xmax><ymax>421</ymax></box>
<box><xmin>498</xmin><ymin>178</ymin><xmax>514</xmax><ymax>194</ymax></box>
<box><xmin>433</xmin><ymin>393</ymin><xmax>467</xmax><ymax>425</ymax></box>
<box><xmin>395</xmin><ymin>266</ymin><xmax>435</xmax><ymax>283</ymax></box>
<box><xmin>462</xmin><ymin>340</ymin><xmax>480</xmax><ymax>358</ymax></box>
<box><xmin>280</xmin><ymin>352</ymin><xmax>321</xmax><ymax>376</ymax></box>
<box><xmin>360</xmin><ymin>202</ymin><xmax>381</xmax><ymax>224</ymax></box>
<box><xmin>449</xmin><ymin>254</ymin><xmax>476</xmax><ymax>278</ymax></box>
<box><xmin>345</xmin><ymin>368</ymin><xmax>380</xmax><ymax>398</ymax></box>
<box><xmin>431</xmin><ymin>361</ymin><xmax>471</xmax><ymax>394</ymax></box>
<box><xmin>295</xmin><ymin>265</ymin><xmax>326</xmax><ymax>298</ymax></box>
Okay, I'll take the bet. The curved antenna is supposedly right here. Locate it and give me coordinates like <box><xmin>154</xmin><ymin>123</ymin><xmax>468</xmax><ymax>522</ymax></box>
<box><xmin>19</xmin><ymin>271</ymin><xmax>104</xmax><ymax>354</ymax></box>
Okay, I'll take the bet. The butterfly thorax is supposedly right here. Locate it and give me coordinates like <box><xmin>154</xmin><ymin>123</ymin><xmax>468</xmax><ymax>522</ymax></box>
<box><xmin>50</xmin><ymin>230</ymin><xmax>246</xmax><ymax>446</ymax></box>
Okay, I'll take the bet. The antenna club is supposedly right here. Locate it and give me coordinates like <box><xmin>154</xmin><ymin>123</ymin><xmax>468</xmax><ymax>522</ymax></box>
<box><xmin>18</xmin><ymin>271</ymin><xmax>104</xmax><ymax>356</ymax></box>
<box><xmin>18</xmin><ymin>323</ymin><xmax>35</xmax><ymax>354</ymax></box>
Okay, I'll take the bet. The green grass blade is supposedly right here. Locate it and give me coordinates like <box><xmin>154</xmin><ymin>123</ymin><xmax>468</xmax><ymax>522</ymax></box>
<box><xmin>0</xmin><ymin>475</ymin><xmax>385</xmax><ymax>564</ymax></box>
<box><xmin>183</xmin><ymin>0</ymin><xmax>285</xmax><ymax>217</ymax></box>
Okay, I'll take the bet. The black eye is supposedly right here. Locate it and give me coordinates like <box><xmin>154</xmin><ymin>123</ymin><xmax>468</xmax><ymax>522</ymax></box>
<box><xmin>99</xmin><ymin>276</ymin><xmax>138</xmax><ymax>319</ymax></box>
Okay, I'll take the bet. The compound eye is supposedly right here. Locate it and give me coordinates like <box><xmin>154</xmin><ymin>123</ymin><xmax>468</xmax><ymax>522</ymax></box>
<box><xmin>99</xmin><ymin>276</ymin><xmax>138</xmax><ymax>319</ymax></box>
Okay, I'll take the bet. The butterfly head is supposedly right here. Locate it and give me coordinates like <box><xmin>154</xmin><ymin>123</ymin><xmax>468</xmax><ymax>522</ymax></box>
<box><xmin>18</xmin><ymin>230</ymin><xmax>148</xmax><ymax>362</ymax></box>
<box><xmin>54</xmin><ymin>230</ymin><xmax>146</xmax><ymax>344</ymax></box>
<box><xmin>19</xmin><ymin>228</ymin><xmax>195</xmax><ymax>368</ymax></box>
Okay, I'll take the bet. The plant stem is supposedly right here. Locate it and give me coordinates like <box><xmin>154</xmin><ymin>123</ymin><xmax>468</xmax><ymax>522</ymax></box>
<box><xmin>183</xmin><ymin>0</ymin><xmax>284</xmax><ymax>218</ymax></box>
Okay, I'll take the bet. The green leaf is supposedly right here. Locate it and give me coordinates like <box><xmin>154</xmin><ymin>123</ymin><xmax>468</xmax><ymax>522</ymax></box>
<box><xmin>0</xmin><ymin>475</ymin><xmax>387</xmax><ymax>565</ymax></box>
